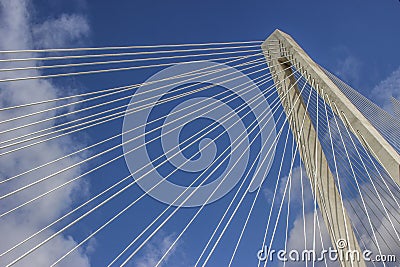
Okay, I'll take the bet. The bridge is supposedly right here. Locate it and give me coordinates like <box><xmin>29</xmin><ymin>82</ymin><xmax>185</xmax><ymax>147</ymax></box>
<box><xmin>0</xmin><ymin>30</ymin><xmax>399</xmax><ymax>266</ymax></box>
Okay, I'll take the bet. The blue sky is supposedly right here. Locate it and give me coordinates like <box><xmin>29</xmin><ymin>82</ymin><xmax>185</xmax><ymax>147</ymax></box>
<box><xmin>1</xmin><ymin>0</ymin><xmax>400</xmax><ymax>266</ymax></box>
<box><xmin>42</xmin><ymin>0</ymin><xmax>400</xmax><ymax>91</ymax></box>
<box><xmin>27</xmin><ymin>1</ymin><xmax>398</xmax><ymax>82</ymax></box>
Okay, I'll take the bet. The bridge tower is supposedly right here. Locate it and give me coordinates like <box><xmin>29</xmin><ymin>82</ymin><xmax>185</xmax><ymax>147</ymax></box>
<box><xmin>262</xmin><ymin>29</ymin><xmax>400</xmax><ymax>267</ymax></box>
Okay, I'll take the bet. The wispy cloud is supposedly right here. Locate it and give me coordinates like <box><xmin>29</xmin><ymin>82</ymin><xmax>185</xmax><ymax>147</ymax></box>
<box><xmin>132</xmin><ymin>231</ymin><xmax>182</xmax><ymax>267</ymax></box>
<box><xmin>371</xmin><ymin>66</ymin><xmax>400</xmax><ymax>113</ymax></box>
<box><xmin>332</xmin><ymin>46</ymin><xmax>362</xmax><ymax>87</ymax></box>
<box><xmin>0</xmin><ymin>0</ymin><xmax>92</xmax><ymax>266</ymax></box>
<box><xmin>275</xmin><ymin>166</ymin><xmax>335</xmax><ymax>266</ymax></box>
<box><xmin>284</xmin><ymin>165</ymin><xmax>400</xmax><ymax>266</ymax></box>
<box><xmin>33</xmin><ymin>13</ymin><xmax>90</xmax><ymax>49</ymax></box>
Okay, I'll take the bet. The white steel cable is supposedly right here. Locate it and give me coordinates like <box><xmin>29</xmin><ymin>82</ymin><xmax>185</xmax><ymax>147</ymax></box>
<box><xmin>0</xmin><ymin>59</ymin><xmax>269</xmax><ymax>159</ymax></box>
<box><xmin>117</xmin><ymin>71</ymin><xmax>299</xmax><ymax>267</ymax></box>
<box><xmin>5</xmin><ymin>63</ymin><xmax>284</xmax><ymax>266</ymax></box>
<box><xmin>0</xmin><ymin>59</ymin><xmax>270</xmax><ymax>201</ymax></box>
<box><xmin>312</xmin><ymin>81</ymin><xmax>319</xmax><ymax>267</ymax></box>
<box><xmin>0</xmin><ymin>59</ymin><xmax>288</xmax><ymax>187</ymax></box>
<box><xmin>200</xmin><ymin>72</ymin><xmax>313</xmax><ymax>267</ymax></box>
<box><xmin>330</xmin><ymin>99</ymin><xmax>400</xmax><ymax>245</ymax></box>
<box><xmin>113</xmin><ymin>89</ymin><xmax>285</xmax><ymax>267</ymax></box>
<box><xmin>323</xmin><ymin>92</ymin><xmax>384</xmax><ymax>261</ymax></box>
<box><xmin>0</xmin><ymin>53</ymin><xmax>262</xmax><ymax>112</ymax></box>
<box><xmin>0</xmin><ymin>174</ymin><xmax>134</xmax><ymax>258</ymax></box>
<box><xmin>0</xmin><ymin>58</ymin><xmax>267</xmax><ymax>148</ymax></box>
<box><xmin>0</xmin><ymin>54</ymin><xmax>262</xmax><ymax>83</ymax></box>
<box><xmin>314</xmin><ymin>192</ymin><xmax>329</xmax><ymax>267</ymax></box>
<box><xmin>303</xmin><ymin>89</ymin><xmax>400</xmax><ymax>206</ymax></box>
<box><xmin>241</xmin><ymin>128</ymin><xmax>291</xmax><ymax>267</ymax></box>
<box><xmin>261</xmin><ymin>100</ymin><xmax>329</xmax><ymax>267</ymax></box>
<box><xmin>333</xmin><ymin>104</ymin><xmax>400</xmax><ymax>208</ymax></box>
<box><xmin>197</xmin><ymin>71</ymin><xmax>311</xmax><ymax>267</ymax></box>
<box><xmin>304</xmin><ymin>90</ymin><xmax>396</xmax><ymax>249</ymax></box>
<box><xmin>230</xmin><ymin>76</ymin><xmax>310</xmax><ymax>267</ymax></box>
<box><xmin>300</xmin><ymin>164</ymin><xmax>308</xmax><ymax>267</ymax></box>
<box><xmin>295</xmin><ymin>79</ymin><xmax>343</xmax><ymax>267</ymax></box>
<box><xmin>316</xmin><ymin>90</ymin><xmax>396</xmax><ymax>258</ymax></box>
<box><xmin>0</xmin><ymin>66</ymin><xmax>285</xmax><ymax>227</ymax></box>
<box><xmin>57</xmin><ymin>67</ymin><xmax>296</xmax><ymax>267</ymax></box>
<box><xmin>283</xmin><ymin>138</ymin><xmax>295</xmax><ymax>267</ymax></box>
<box><xmin>339</xmin><ymin>107</ymin><xmax>400</xmax><ymax>243</ymax></box>
<box><xmin>291</xmin><ymin>77</ymin><xmax>342</xmax><ymax>254</ymax></box>
<box><xmin>0</xmin><ymin>53</ymin><xmax>263</xmax><ymax>127</ymax></box>
<box><xmin>0</xmin><ymin>57</ymin><xmax>266</xmax><ymax>148</ymax></box>
<box><xmin>0</xmin><ymin>47</ymin><xmax>261</xmax><ymax>72</ymax></box>
<box><xmin>227</xmin><ymin>124</ymin><xmax>292</xmax><ymax>267</ymax></box>
<box><xmin>259</xmin><ymin>79</ymin><xmax>341</xmax><ymax>267</ymax></box>
<box><xmin>49</xmin><ymin>66</ymin><xmax>298</xmax><ymax>266</ymax></box>
<box><xmin>0</xmin><ymin>64</ymin><xmax>274</xmax><ymax>212</ymax></box>
<box><xmin>0</xmin><ymin>69</ymin><xmax>278</xmax><ymax>258</ymax></box>
<box><xmin>261</xmin><ymin>132</ymin><xmax>293</xmax><ymax>267</ymax></box>
<box><xmin>318</xmin><ymin>87</ymin><xmax>354</xmax><ymax>257</ymax></box>
<box><xmin>0</xmin><ymin>62</ymin><xmax>290</xmax><ymax>264</ymax></box>
<box><xmin>2</xmin><ymin>58</ymin><xmax>288</xmax><ymax>239</ymax></box>
<box><xmin>154</xmin><ymin>109</ymin><xmax>289</xmax><ymax>267</ymax></box>
<box><xmin>0</xmin><ymin>40</ymin><xmax>263</xmax><ymax>54</ymax></box>
<box><xmin>257</xmin><ymin>75</ymin><xmax>313</xmax><ymax>267</ymax></box>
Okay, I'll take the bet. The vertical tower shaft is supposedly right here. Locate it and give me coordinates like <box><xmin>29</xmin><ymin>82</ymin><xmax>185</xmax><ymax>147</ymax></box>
<box><xmin>262</xmin><ymin>30</ymin><xmax>372</xmax><ymax>267</ymax></box>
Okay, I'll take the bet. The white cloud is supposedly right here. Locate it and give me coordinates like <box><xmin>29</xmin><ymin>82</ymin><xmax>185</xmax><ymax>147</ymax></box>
<box><xmin>0</xmin><ymin>0</ymin><xmax>92</xmax><ymax>266</ymax></box>
<box><xmin>332</xmin><ymin>46</ymin><xmax>362</xmax><ymax>87</ymax></box>
<box><xmin>280</xmin><ymin>166</ymin><xmax>331</xmax><ymax>247</ymax></box>
<box><xmin>283</xmin><ymin>165</ymin><xmax>400</xmax><ymax>266</ymax></box>
<box><xmin>264</xmin><ymin>166</ymin><xmax>316</xmax><ymax>213</ymax></box>
<box><xmin>85</xmin><ymin>237</ymin><xmax>97</xmax><ymax>256</ymax></box>
<box><xmin>274</xmin><ymin>166</ymin><xmax>337</xmax><ymax>266</ymax></box>
<box><xmin>346</xmin><ymin>182</ymin><xmax>400</xmax><ymax>258</ymax></box>
<box><xmin>132</xmin><ymin>231</ymin><xmax>181</xmax><ymax>267</ymax></box>
<box><xmin>286</xmin><ymin>211</ymin><xmax>336</xmax><ymax>266</ymax></box>
<box><xmin>370</xmin><ymin>66</ymin><xmax>400</xmax><ymax>113</ymax></box>
<box><xmin>33</xmin><ymin>13</ymin><xmax>90</xmax><ymax>49</ymax></box>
